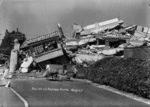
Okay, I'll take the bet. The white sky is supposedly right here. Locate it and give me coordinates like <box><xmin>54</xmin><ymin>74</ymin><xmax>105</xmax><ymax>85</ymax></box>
<box><xmin>0</xmin><ymin>0</ymin><xmax>149</xmax><ymax>39</ymax></box>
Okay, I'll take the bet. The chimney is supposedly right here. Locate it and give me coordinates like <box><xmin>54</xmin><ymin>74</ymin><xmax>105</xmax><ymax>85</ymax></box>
<box><xmin>17</xmin><ymin>28</ymin><xmax>19</xmax><ymax>33</ymax></box>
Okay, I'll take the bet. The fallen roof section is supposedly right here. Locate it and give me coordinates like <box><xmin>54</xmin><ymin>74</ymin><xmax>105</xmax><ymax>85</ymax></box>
<box><xmin>83</xmin><ymin>18</ymin><xmax>123</xmax><ymax>30</ymax></box>
<box><xmin>21</xmin><ymin>30</ymin><xmax>62</xmax><ymax>48</ymax></box>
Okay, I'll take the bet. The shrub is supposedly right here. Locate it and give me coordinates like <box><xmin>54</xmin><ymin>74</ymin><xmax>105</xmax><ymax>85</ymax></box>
<box><xmin>86</xmin><ymin>57</ymin><xmax>150</xmax><ymax>99</ymax></box>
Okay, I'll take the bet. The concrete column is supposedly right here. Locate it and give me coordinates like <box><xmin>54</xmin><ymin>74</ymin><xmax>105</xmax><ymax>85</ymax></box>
<box><xmin>7</xmin><ymin>39</ymin><xmax>20</xmax><ymax>78</ymax></box>
<box><xmin>9</xmin><ymin>50</ymin><xmax>18</xmax><ymax>73</ymax></box>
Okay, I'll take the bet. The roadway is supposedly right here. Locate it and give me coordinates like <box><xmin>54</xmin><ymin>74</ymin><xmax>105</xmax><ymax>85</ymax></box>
<box><xmin>0</xmin><ymin>79</ymin><xmax>150</xmax><ymax>107</ymax></box>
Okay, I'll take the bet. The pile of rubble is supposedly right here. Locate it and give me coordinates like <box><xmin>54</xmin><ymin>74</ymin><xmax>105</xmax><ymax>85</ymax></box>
<box><xmin>1</xmin><ymin>17</ymin><xmax>150</xmax><ymax>78</ymax></box>
<box><xmin>63</xmin><ymin>18</ymin><xmax>150</xmax><ymax>66</ymax></box>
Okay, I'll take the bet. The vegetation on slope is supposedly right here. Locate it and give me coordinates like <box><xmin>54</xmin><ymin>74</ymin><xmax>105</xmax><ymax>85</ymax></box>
<box><xmin>86</xmin><ymin>57</ymin><xmax>150</xmax><ymax>99</ymax></box>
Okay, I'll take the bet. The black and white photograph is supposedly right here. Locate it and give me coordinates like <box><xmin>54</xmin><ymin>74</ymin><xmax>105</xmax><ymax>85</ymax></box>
<box><xmin>0</xmin><ymin>0</ymin><xmax>150</xmax><ymax>106</ymax></box>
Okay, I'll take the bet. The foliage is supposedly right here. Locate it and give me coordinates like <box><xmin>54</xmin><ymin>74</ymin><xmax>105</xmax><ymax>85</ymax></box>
<box><xmin>86</xmin><ymin>57</ymin><xmax>150</xmax><ymax>99</ymax></box>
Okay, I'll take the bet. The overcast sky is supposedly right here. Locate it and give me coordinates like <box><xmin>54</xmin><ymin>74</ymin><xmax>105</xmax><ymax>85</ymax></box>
<box><xmin>0</xmin><ymin>0</ymin><xmax>150</xmax><ymax>39</ymax></box>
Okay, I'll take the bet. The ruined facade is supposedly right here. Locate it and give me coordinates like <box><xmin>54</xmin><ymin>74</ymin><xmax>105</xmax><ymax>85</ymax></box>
<box><xmin>0</xmin><ymin>29</ymin><xmax>26</xmax><ymax>55</ymax></box>
<box><xmin>20</xmin><ymin>29</ymin><xmax>68</xmax><ymax>69</ymax></box>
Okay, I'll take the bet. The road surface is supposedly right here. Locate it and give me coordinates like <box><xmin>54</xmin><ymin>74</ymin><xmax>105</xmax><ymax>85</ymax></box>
<box><xmin>0</xmin><ymin>79</ymin><xmax>150</xmax><ymax>107</ymax></box>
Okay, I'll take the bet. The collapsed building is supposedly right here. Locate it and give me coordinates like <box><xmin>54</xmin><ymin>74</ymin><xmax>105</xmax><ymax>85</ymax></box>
<box><xmin>64</xmin><ymin>18</ymin><xmax>128</xmax><ymax>66</ymax></box>
<box><xmin>2</xmin><ymin>18</ymin><xmax>150</xmax><ymax>79</ymax></box>
<box><xmin>20</xmin><ymin>25</ymin><xmax>69</xmax><ymax>69</ymax></box>
<box><xmin>1</xmin><ymin>25</ymin><xmax>70</xmax><ymax>78</ymax></box>
<box><xmin>64</xmin><ymin>18</ymin><xmax>150</xmax><ymax>66</ymax></box>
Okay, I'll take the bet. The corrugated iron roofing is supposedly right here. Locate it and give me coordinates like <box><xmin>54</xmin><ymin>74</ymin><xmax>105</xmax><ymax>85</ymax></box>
<box><xmin>21</xmin><ymin>30</ymin><xmax>61</xmax><ymax>48</ymax></box>
<box><xmin>83</xmin><ymin>18</ymin><xmax>122</xmax><ymax>30</ymax></box>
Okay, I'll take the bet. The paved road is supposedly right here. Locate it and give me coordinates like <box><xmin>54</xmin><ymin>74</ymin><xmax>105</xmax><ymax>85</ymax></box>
<box><xmin>0</xmin><ymin>87</ymin><xmax>24</xmax><ymax>107</ymax></box>
<box><xmin>0</xmin><ymin>79</ymin><xmax>150</xmax><ymax>107</ymax></box>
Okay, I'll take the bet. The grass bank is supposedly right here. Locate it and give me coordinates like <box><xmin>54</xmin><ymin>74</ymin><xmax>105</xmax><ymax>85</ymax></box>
<box><xmin>86</xmin><ymin>57</ymin><xmax>150</xmax><ymax>99</ymax></box>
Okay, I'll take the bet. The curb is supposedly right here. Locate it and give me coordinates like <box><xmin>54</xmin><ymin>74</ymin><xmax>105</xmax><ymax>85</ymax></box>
<box><xmin>71</xmin><ymin>78</ymin><xmax>150</xmax><ymax>105</ymax></box>
<box><xmin>94</xmin><ymin>84</ymin><xmax>150</xmax><ymax>105</ymax></box>
<box><xmin>70</xmin><ymin>78</ymin><xmax>92</xmax><ymax>83</ymax></box>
